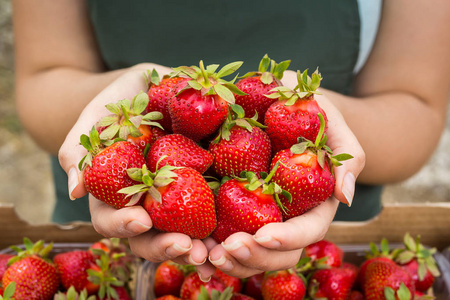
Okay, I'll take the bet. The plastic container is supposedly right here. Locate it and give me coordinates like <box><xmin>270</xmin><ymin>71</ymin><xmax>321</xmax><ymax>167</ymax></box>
<box><xmin>135</xmin><ymin>244</ymin><xmax>450</xmax><ymax>300</ymax></box>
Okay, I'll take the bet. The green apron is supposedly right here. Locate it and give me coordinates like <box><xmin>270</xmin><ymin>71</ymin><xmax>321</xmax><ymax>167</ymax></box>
<box><xmin>51</xmin><ymin>0</ymin><xmax>382</xmax><ymax>223</ymax></box>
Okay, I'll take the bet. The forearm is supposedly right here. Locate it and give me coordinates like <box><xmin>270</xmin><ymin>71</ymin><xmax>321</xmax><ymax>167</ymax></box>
<box><xmin>15</xmin><ymin>67</ymin><xmax>126</xmax><ymax>155</ymax></box>
<box><xmin>323</xmin><ymin>89</ymin><xmax>447</xmax><ymax>184</ymax></box>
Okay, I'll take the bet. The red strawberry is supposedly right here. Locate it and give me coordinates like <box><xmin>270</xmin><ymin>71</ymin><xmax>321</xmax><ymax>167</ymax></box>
<box><xmin>395</xmin><ymin>233</ymin><xmax>441</xmax><ymax>292</ymax></box>
<box><xmin>154</xmin><ymin>261</ymin><xmax>193</xmax><ymax>298</ymax></box>
<box><xmin>270</xmin><ymin>114</ymin><xmax>352</xmax><ymax>220</ymax></box>
<box><xmin>261</xmin><ymin>269</ymin><xmax>306</xmax><ymax>300</ymax></box>
<box><xmin>231</xmin><ymin>293</ymin><xmax>257</xmax><ymax>300</ymax></box>
<box><xmin>211</xmin><ymin>167</ymin><xmax>286</xmax><ymax>243</ymax></box>
<box><xmin>147</xmin><ymin>134</ymin><xmax>213</xmax><ymax>174</ymax></box>
<box><xmin>122</xmin><ymin>165</ymin><xmax>217</xmax><ymax>239</ymax></box>
<box><xmin>2</xmin><ymin>238</ymin><xmax>59</xmax><ymax>300</ymax></box>
<box><xmin>214</xmin><ymin>269</ymin><xmax>242</xmax><ymax>293</ymax></box>
<box><xmin>179</xmin><ymin>272</ymin><xmax>227</xmax><ymax>300</ymax></box>
<box><xmin>168</xmin><ymin>61</ymin><xmax>245</xmax><ymax>142</ymax></box>
<box><xmin>363</xmin><ymin>260</ymin><xmax>415</xmax><ymax>300</ymax></box>
<box><xmin>209</xmin><ymin>105</ymin><xmax>272</xmax><ymax>178</ymax></box>
<box><xmin>0</xmin><ymin>254</ymin><xmax>13</xmax><ymax>280</ymax></box>
<box><xmin>304</xmin><ymin>239</ymin><xmax>344</xmax><ymax>268</ymax></box>
<box><xmin>53</xmin><ymin>250</ymin><xmax>100</xmax><ymax>294</ymax></box>
<box><xmin>96</xmin><ymin>91</ymin><xmax>168</xmax><ymax>152</ymax></box>
<box><xmin>79</xmin><ymin>128</ymin><xmax>146</xmax><ymax>209</ymax></box>
<box><xmin>243</xmin><ymin>273</ymin><xmax>264</xmax><ymax>300</ymax></box>
<box><xmin>308</xmin><ymin>267</ymin><xmax>357</xmax><ymax>300</ymax></box>
<box><xmin>155</xmin><ymin>296</ymin><xmax>183</xmax><ymax>300</ymax></box>
<box><xmin>348</xmin><ymin>290</ymin><xmax>365</xmax><ymax>300</ymax></box>
<box><xmin>264</xmin><ymin>69</ymin><xmax>327</xmax><ymax>155</ymax></box>
<box><xmin>235</xmin><ymin>54</ymin><xmax>290</xmax><ymax>123</ymax></box>
<box><xmin>146</xmin><ymin>69</ymin><xmax>189</xmax><ymax>132</ymax></box>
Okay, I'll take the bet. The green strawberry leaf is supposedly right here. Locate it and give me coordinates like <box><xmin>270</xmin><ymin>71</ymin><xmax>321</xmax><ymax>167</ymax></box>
<box><xmin>259</xmin><ymin>54</ymin><xmax>271</xmax><ymax>73</ymax></box>
<box><xmin>132</xmin><ymin>91</ymin><xmax>149</xmax><ymax>115</ymax></box>
<box><xmin>273</xmin><ymin>60</ymin><xmax>291</xmax><ymax>80</ymax></box>
<box><xmin>384</xmin><ymin>287</ymin><xmax>396</xmax><ymax>300</ymax></box>
<box><xmin>105</xmin><ymin>102</ymin><xmax>121</xmax><ymax>116</ymax></box>
<box><xmin>188</xmin><ymin>80</ymin><xmax>203</xmax><ymax>90</ymax></box>
<box><xmin>217</xmin><ymin>61</ymin><xmax>244</xmax><ymax>78</ymax></box>
<box><xmin>206</xmin><ymin>64</ymin><xmax>220</xmax><ymax>74</ymax></box>
<box><xmin>396</xmin><ymin>283</ymin><xmax>412</xmax><ymax>300</ymax></box>
<box><xmin>213</xmin><ymin>84</ymin><xmax>235</xmax><ymax>104</ymax></box>
<box><xmin>97</xmin><ymin>115</ymin><xmax>119</xmax><ymax>127</ymax></box>
<box><xmin>3</xmin><ymin>281</ymin><xmax>16</xmax><ymax>299</ymax></box>
<box><xmin>80</xmin><ymin>134</ymin><xmax>93</xmax><ymax>152</ymax></box>
<box><xmin>261</xmin><ymin>71</ymin><xmax>273</xmax><ymax>85</ymax></box>
<box><xmin>100</xmin><ymin>124</ymin><xmax>120</xmax><ymax>140</ymax></box>
<box><xmin>222</xmin><ymin>82</ymin><xmax>247</xmax><ymax>95</ymax></box>
<box><xmin>150</xmin><ymin>68</ymin><xmax>160</xmax><ymax>86</ymax></box>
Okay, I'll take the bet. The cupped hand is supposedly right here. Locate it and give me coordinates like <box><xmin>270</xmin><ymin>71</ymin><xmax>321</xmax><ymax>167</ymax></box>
<box><xmin>207</xmin><ymin>77</ymin><xmax>366</xmax><ymax>278</ymax></box>
<box><xmin>58</xmin><ymin>63</ymin><xmax>210</xmax><ymax>271</ymax></box>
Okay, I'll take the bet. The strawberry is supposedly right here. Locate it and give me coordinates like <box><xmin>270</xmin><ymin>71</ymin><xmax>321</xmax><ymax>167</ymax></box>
<box><xmin>214</xmin><ymin>269</ymin><xmax>242</xmax><ymax>293</ymax></box>
<box><xmin>308</xmin><ymin>267</ymin><xmax>357</xmax><ymax>300</ymax></box>
<box><xmin>395</xmin><ymin>233</ymin><xmax>441</xmax><ymax>292</ymax></box>
<box><xmin>363</xmin><ymin>260</ymin><xmax>415</xmax><ymax>300</ymax></box>
<box><xmin>348</xmin><ymin>290</ymin><xmax>365</xmax><ymax>300</ymax></box>
<box><xmin>1</xmin><ymin>238</ymin><xmax>59</xmax><ymax>300</ymax></box>
<box><xmin>270</xmin><ymin>114</ymin><xmax>352</xmax><ymax>220</ymax></box>
<box><xmin>53</xmin><ymin>250</ymin><xmax>100</xmax><ymax>294</ymax></box>
<box><xmin>209</xmin><ymin>104</ymin><xmax>272</xmax><ymax>178</ymax></box>
<box><xmin>235</xmin><ymin>54</ymin><xmax>290</xmax><ymax>123</ymax></box>
<box><xmin>147</xmin><ymin>134</ymin><xmax>213</xmax><ymax>174</ymax></box>
<box><xmin>155</xmin><ymin>296</ymin><xmax>183</xmax><ymax>300</ymax></box>
<box><xmin>146</xmin><ymin>69</ymin><xmax>189</xmax><ymax>132</ymax></box>
<box><xmin>261</xmin><ymin>269</ymin><xmax>306</xmax><ymax>300</ymax></box>
<box><xmin>264</xmin><ymin>69</ymin><xmax>327</xmax><ymax>155</ymax></box>
<box><xmin>231</xmin><ymin>294</ymin><xmax>256</xmax><ymax>300</ymax></box>
<box><xmin>79</xmin><ymin>127</ymin><xmax>146</xmax><ymax>209</ymax></box>
<box><xmin>179</xmin><ymin>272</ymin><xmax>227</xmax><ymax>300</ymax></box>
<box><xmin>96</xmin><ymin>91</ymin><xmax>168</xmax><ymax>152</ymax></box>
<box><xmin>121</xmin><ymin>165</ymin><xmax>217</xmax><ymax>239</ymax></box>
<box><xmin>243</xmin><ymin>273</ymin><xmax>264</xmax><ymax>300</ymax></box>
<box><xmin>0</xmin><ymin>254</ymin><xmax>13</xmax><ymax>280</ymax></box>
<box><xmin>211</xmin><ymin>166</ymin><xmax>287</xmax><ymax>243</ymax></box>
<box><xmin>304</xmin><ymin>239</ymin><xmax>344</xmax><ymax>268</ymax></box>
<box><xmin>154</xmin><ymin>261</ymin><xmax>193</xmax><ymax>298</ymax></box>
<box><xmin>168</xmin><ymin>61</ymin><xmax>246</xmax><ymax>142</ymax></box>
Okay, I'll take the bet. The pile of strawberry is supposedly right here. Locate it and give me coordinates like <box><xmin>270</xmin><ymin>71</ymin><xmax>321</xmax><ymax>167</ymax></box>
<box><xmin>151</xmin><ymin>233</ymin><xmax>442</xmax><ymax>300</ymax></box>
<box><xmin>78</xmin><ymin>55</ymin><xmax>352</xmax><ymax>241</ymax></box>
<box><xmin>0</xmin><ymin>237</ymin><xmax>140</xmax><ymax>300</ymax></box>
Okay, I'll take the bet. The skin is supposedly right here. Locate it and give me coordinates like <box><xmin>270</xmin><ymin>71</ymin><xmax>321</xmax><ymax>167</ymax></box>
<box><xmin>13</xmin><ymin>0</ymin><xmax>450</xmax><ymax>279</ymax></box>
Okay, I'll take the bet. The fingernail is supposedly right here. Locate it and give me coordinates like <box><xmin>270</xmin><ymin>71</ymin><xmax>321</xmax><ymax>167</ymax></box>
<box><xmin>209</xmin><ymin>255</ymin><xmax>233</xmax><ymax>271</ymax></box>
<box><xmin>68</xmin><ymin>167</ymin><xmax>78</xmax><ymax>200</ymax></box>
<box><xmin>222</xmin><ymin>241</ymin><xmax>251</xmax><ymax>260</ymax></box>
<box><xmin>198</xmin><ymin>272</ymin><xmax>211</xmax><ymax>283</ymax></box>
<box><xmin>253</xmin><ymin>235</ymin><xmax>281</xmax><ymax>248</ymax></box>
<box><xmin>125</xmin><ymin>220</ymin><xmax>151</xmax><ymax>232</ymax></box>
<box><xmin>184</xmin><ymin>255</ymin><xmax>206</xmax><ymax>266</ymax></box>
<box><xmin>342</xmin><ymin>173</ymin><xmax>356</xmax><ymax>207</ymax></box>
<box><xmin>166</xmin><ymin>243</ymin><xmax>192</xmax><ymax>258</ymax></box>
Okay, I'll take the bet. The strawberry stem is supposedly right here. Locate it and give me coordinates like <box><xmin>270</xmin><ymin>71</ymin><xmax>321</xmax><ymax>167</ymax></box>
<box><xmin>314</xmin><ymin>113</ymin><xmax>326</xmax><ymax>147</ymax></box>
<box><xmin>199</xmin><ymin>60</ymin><xmax>211</xmax><ymax>87</ymax></box>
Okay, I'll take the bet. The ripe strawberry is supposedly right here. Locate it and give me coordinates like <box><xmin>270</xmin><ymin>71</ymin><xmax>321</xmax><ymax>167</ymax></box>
<box><xmin>0</xmin><ymin>254</ymin><xmax>13</xmax><ymax>280</ymax></box>
<box><xmin>96</xmin><ymin>91</ymin><xmax>168</xmax><ymax>152</ymax></box>
<box><xmin>264</xmin><ymin>69</ymin><xmax>327</xmax><ymax>155</ymax></box>
<box><xmin>155</xmin><ymin>296</ymin><xmax>183</xmax><ymax>300</ymax></box>
<box><xmin>146</xmin><ymin>69</ymin><xmax>189</xmax><ymax>132</ymax></box>
<box><xmin>304</xmin><ymin>239</ymin><xmax>344</xmax><ymax>268</ymax></box>
<box><xmin>2</xmin><ymin>238</ymin><xmax>59</xmax><ymax>300</ymax></box>
<box><xmin>395</xmin><ymin>233</ymin><xmax>441</xmax><ymax>292</ymax></box>
<box><xmin>235</xmin><ymin>54</ymin><xmax>290</xmax><ymax>123</ymax></box>
<box><xmin>363</xmin><ymin>260</ymin><xmax>415</xmax><ymax>300</ymax></box>
<box><xmin>211</xmin><ymin>166</ymin><xmax>287</xmax><ymax>243</ymax></box>
<box><xmin>348</xmin><ymin>290</ymin><xmax>365</xmax><ymax>300</ymax></box>
<box><xmin>79</xmin><ymin>128</ymin><xmax>146</xmax><ymax>209</ymax></box>
<box><xmin>243</xmin><ymin>273</ymin><xmax>264</xmax><ymax>300</ymax></box>
<box><xmin>168</xmin><ymin>61</ymin><xmax>246</xmax><ymax>142</ymax></box>
<box><xmin>147</xmin><ymin>134</ymin><xmax>213</xmax><ymax>174</ymax></box>
<box><xmin>154</xmin><ymin>261</ymin><xmax>193</xmax><ymax>298</ymax></box>
<box><xmin>261</xmin><ymin>269</ymin><xmax>306</xmax><ymax>300</ymax></box>
<box><xmin>308</xmin><ymin>267</ymin><xmax>357</xmax><ymax>300</ymax></box>
<box><xmin>231</xmin><ymin>293</ymin><xmax>257</xmax><ymax>300</ymax></box>
<box><xmin>209</xmin><ymin>104</ymin><xmax>272</xmax><ymax>178</ymax></box>
<box><xmin>214</xmin><ymin>269</ymin><xmax>242</xmax><ymax>293</ymax></box>
<box><xmin>53</xmin><ymin>250</ymin><xmax>100</xmax><ymax>294</ymax></box>
<box><xmin>179</xmin><ymin>272</ymin><xmax>227</xmax><ymax>300</ymax></box>
<box><xmin>121</xmin><ymin>165</ymin><xmax>217</xmax><ymax>239</ymax></box>
<box><xmin>270</xmin><ymin>114</ymin><xmax>352</xmax><ymax>220</ymax></box>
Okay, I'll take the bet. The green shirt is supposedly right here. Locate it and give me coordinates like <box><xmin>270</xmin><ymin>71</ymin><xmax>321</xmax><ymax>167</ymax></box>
<box><xmin>51</xmin><ymin>0</ymin><xmax>382</xmax><ymax>223</ymax></box>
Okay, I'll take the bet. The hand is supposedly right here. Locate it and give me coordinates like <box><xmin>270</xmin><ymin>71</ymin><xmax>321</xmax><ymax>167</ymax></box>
<box><xmin>58</xmin><ymin>63</ymin><xmax>211</xmax><ymax>274</ymax></box>
<box><xmin>206</xmin><ymin>87</ymin><xmax>366</xmax><ymax>278</ymax></box>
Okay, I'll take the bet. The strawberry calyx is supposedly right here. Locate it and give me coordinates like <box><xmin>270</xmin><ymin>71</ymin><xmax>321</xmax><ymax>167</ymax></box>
<box><xmin>364</xmin><ymin>237</ymin><xmax>399</xmax><ymax>260</ymax></box>
<box><xmin>54</xmin><ymin>286</ymin><xmax>96</xmax><ymax>300</ymax></box>
<box><xmin>0</xmin><ymin>282</ymin><xmax>16</xmax><ymax>300</ymax></box>
<box><xmin>118</xmin><ymin>159</ymin><xmax>182</xmax><ymax>203</ymax></box>
<box><xmin>239</xmin><ymin>54</ymin><xmax>291</xmax><ymax>84</ymax></box>
<box><xmin>96</xmin><ymin>91</ymin><xmax>164</xmax><ymax>141</ymax></box>
<box><xmin>265</xmin><ymin>68</ymin><xmax>322</xmax><ymax>105</ymax></box>
<box><xmin>384</xmin><ymin>283</ymin><xmax>411</xmax><ymax>300</ymax></box>
<box><xmin>289</xmin><ymin>113</ymin><xmax>353</xmax><ymax>174</ymax></box>
<box><xmin>78</xmin><ymin>127</ymin><xmax>111</xmax><ymax>170</ymax></box>
<box><xmin>395</xmin><ymin>233</ymin><xmax>441</xmax><ymax>280</ymax></box>
<box><xmin>171</xmin><ymin>60</ymin><xmax>246</xmax><ymax>104</ymax></box>
<box><xmin>211</xmin><ymin>103</ymin><xmax>266</xmax><ymax>144</ymax></box>
<box><xmin>7</xmin><ymin>237</ymin><xmax>54</xmax><ymax>266</ymax></box>
<box><xmin>197</xmin><ymin>286</ymin><xmax>234</xmax><ymax>300</ymax></box>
